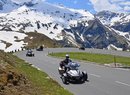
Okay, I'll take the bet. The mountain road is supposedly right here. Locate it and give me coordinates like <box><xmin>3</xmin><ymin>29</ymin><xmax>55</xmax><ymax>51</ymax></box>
<box><xmin>15</xmin><ymin>48</ymin><xmax>130</xmax><ymax>95</ymax></box>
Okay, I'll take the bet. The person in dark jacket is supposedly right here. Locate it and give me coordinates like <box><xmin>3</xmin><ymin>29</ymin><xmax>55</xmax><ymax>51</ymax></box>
<box><xmin>60</xmin><ymin>54</ymin><xmax>72</xmax><ymax>72</ymax></box>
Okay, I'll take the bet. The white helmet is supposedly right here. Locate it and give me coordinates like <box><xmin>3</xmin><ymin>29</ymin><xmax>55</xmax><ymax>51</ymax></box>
<box><xmin>66</xmin><ymin>54</ymin><xmax>69</xmax><ymax>58</ymax></box>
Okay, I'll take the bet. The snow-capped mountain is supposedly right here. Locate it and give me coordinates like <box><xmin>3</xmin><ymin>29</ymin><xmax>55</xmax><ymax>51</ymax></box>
<box><xmin>111</xmin><ymin>14</ymin><xmax>130</xmax><ymax>33</ymax></box>
<box><xmin>96</xmin><ymin>11</ymin><xmax>130</xmax><ymax>50</ymax></box>
<box><xmin>0</xmin><ymin>0</ymin><xmax>40</xmax><ymax>12</ymax></box>
<box><xmin>96</xmin><ymin>10</ymin><xmax>130</xmax><ymax>32</ymax></box>
<box><xmin>96</xmin><ymin>11</ymin><xmax>125</xmax><ymax>25</ymax></box>
<box><xmin>0</xmin><ymin>0</ymin><xmax>129</xmax><ymax>52</ymax></box>
<box><xmin>0</xmin><ymin>0</ymin><xmax>19</xmax><ymax>12</ymax></box>
<box><xmin>0</xmin><ymin>0</ymin><xmax>95</xmax><ymax>51</ymax></box>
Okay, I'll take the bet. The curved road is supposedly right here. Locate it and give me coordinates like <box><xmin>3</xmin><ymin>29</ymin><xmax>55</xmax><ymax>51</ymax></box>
<box><xmin>16</xmin><ymin>48</ymin><xmax>130</xmax><ymax>95</ymax></box>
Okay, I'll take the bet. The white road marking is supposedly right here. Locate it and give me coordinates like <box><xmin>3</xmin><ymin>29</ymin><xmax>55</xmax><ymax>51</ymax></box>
<box><xmin>115</xmin><ymin>68</ymin><xmax>129</xmax><ymax>71</ymax></box>
<box><xmin>31</xmin><ymin>65</ymin><xmax>41</xmax><ymax>71</ymax></box>
<box><xmin>25</xmin><ymin>61</ymin><xmax>28</xmax><ymax>63</ymax></box>
<box><xmin>89</xmin><ymin>73</ymin><xmax>101</xmax><ymax>78</ymax></box>
<box><xmin>115</xmin><ymin>81</ymin><xmax>130</xmax><ymax>87</ymax></box>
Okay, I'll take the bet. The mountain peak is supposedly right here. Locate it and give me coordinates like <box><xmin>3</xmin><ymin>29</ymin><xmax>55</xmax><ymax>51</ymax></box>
<box><xmin>96</xmin><ymin>10</ymin><xmax>125</xmax><ymax>25</ymax></box>
<box><xmin>0</xmin><ymin>0</ymin><xmax>43</xmax><ymax>12</ymax></box>
<box><xmin>11</xmin><ymin>0</ymin><xmax>41</xmax><ymax>5</ymax></box>
<box><xmin>96</xmin><ymin>10</ymin><xmax>119</xmax><ymax>18</ymax></box>
<box><xmin>0</xmin><ymin>0</ymin><xmax>18</xmax><ymax>12</ymax></box>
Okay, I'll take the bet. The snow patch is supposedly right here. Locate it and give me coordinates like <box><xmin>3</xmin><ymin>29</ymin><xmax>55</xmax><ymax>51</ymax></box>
<box><xmin>107</xmin><ymin>44</ymin><xmax>122</xmax><ymax>51</ymax></box>
<box><xmin>0</xmin><ymin>31</ymin><xmax>27</xmax><ymax>52</ymax></box>
<box><xmin>112</xmin><ymin>28</ymin><xmax>130</xmax><ymax>41</ymax></box>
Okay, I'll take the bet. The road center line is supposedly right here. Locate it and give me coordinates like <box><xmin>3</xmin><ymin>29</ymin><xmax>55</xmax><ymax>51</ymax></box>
<box><xmin>115</xmin><ymin>81</ymin><xmax>130</xmax><ymax>87</ymax></box>
<box><xmin>89</xmin><ymin>73</ymin><xmax>101</xmax><ymax>78</ymax></box>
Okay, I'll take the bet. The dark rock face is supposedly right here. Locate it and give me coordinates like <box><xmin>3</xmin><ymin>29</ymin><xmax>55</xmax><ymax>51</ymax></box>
<box><xmin>0</xmin><ymin>3</ymin><xmax>3</xmax><ymax>10</ymax></box>
<box><xmin>111</xmin><ymin>22</ymin><xmax>130</xmax><ymax>32</ymax></box>
<box><xmin>96</xmin><ymin>11</ymin><xmax>130</xmax><ymax>33</ymax></box>
<box><xmin>64</xmin><ymin>18</ymin><xmax>128</xmax><ymax>49</ymax></box>
<box><xmin>96</xmin><ymin>11</ymin><xmax>119</xmax><ymax>21</ymax></box>
<box><xmin>23</xmin><ymin>2</ymin><xmax>37</xmax><ymax>7</ymax></box>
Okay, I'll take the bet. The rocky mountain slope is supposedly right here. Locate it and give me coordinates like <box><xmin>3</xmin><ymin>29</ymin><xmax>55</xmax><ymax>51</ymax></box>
<box><xmin>96</xmin><ymin>10</ymin><xmax>130</xmax><ymax>32</ymax></box>
<box><xmin>96</xmin><ymin>11</ymin><xmax>130</xmax><ymax>50</ymax></box>
<box><xmin>0</xmin><ymin>50</ymin><xmax>38</xmax><ymax>95</ymax></box>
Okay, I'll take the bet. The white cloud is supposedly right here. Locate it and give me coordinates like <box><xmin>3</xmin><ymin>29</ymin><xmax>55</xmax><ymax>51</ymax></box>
<box><xmin>110</xmin><ymin>0</ymin><xmax>125</xmax><ymax>3</ymax></box>
<box><xmin>124</xmin><ymin>6</ymin><xmax>130</xmax><ymax>11</ymax></box>
<box><xmin>120</xmin><ymin>1</ymin><xmax>130</xmax><ymax>6</ymax></box>
<box><xmin>89</xmin><ymin>0</ymin><xmax>130</xmax><ymax>13</ymax></box>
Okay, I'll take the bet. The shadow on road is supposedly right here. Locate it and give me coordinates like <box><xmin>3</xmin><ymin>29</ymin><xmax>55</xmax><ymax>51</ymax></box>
<box><xmin>118</xmin><ymin>66</ymin><xmax>130</xmax><ymax>69</ymax></box>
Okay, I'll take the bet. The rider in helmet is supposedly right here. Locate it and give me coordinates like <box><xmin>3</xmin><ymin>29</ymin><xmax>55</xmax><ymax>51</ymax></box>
<box><xmin>64</xmin><ymin>54</ymin><xmax>72</xmax><ymax>64</ymax></box>
<box><xmin>60</xmin><ymin>54</ymin><xmax>72</xmax><ymax>72</ymax></box>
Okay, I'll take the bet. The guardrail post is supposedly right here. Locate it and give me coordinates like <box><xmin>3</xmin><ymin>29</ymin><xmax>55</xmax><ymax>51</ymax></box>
<box><xmin>114</xmin><ymin>55</ymin><xmax>116</xmax><ymax>67</ymax></box>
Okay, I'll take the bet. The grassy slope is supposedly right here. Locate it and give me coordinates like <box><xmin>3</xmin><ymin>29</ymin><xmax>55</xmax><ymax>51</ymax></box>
<box><xmin>0</xmin><ymin>50</ymin><xmax>73</xmax><ymax>95</ymax></box>
<box><xmin>15</xmin><ymin>58</ymin><xmax>72</xmax><ymax>95</ymax></box>
<box><xmin>24</xmin><ymin>32</ymin><xmax>61</xmax><ymax>48</ymax></box>
<box><xmin>49</xmin><ymin>52</ymin><xmax>130</xmax><ymax>66</ymax></box>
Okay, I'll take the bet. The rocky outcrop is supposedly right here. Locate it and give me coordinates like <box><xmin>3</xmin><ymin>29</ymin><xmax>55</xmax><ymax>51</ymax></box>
<box><xmin>64</xmin><ymin>18</ymin><xmax>129</xmax><ymax>49</ymax></box>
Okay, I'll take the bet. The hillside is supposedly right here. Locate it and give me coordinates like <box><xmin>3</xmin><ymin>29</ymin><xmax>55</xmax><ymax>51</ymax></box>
<box><xmin>0</xmin><ymin>50</ymin><xmax>37</xmax><ymax>95</ymax></box>
<box><xmin>24</xmin><ymin>32</ymin><xmax>60</xmax><ymax>48</ymax></box>
<box><xmin>0</xmin><ymin>50</ymin><xmax>73</xmax><ymax>95</ymax></box>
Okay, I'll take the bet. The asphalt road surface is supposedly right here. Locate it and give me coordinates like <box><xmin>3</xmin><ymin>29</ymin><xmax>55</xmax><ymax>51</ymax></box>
<box><xmin>16</xmin><ymin>48</ymin><xmax>130</xmax><ymax>95</ymax></box>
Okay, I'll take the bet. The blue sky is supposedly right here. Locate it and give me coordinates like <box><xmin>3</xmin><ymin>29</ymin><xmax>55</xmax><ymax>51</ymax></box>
<box><xmin>46</xmin><ymin>0</ymin><xmax>96</xmax><ymax>13</ymax></box>
<box><xmin>12</xmin><ymin>0</ymin><xmax>130</xmax><ymax>14</ymax></box>
<box><xmin>46</xmin><ymin>0</ymin><xmax>130</xmax><ymax>13</ymax></box>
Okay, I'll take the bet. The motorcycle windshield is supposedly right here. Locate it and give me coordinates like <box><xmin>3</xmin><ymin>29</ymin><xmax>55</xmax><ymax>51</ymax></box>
<box><xmin>68</xmin><ymin>62</ymin><xmax>80</xmax><ymax>70</ymax></box>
